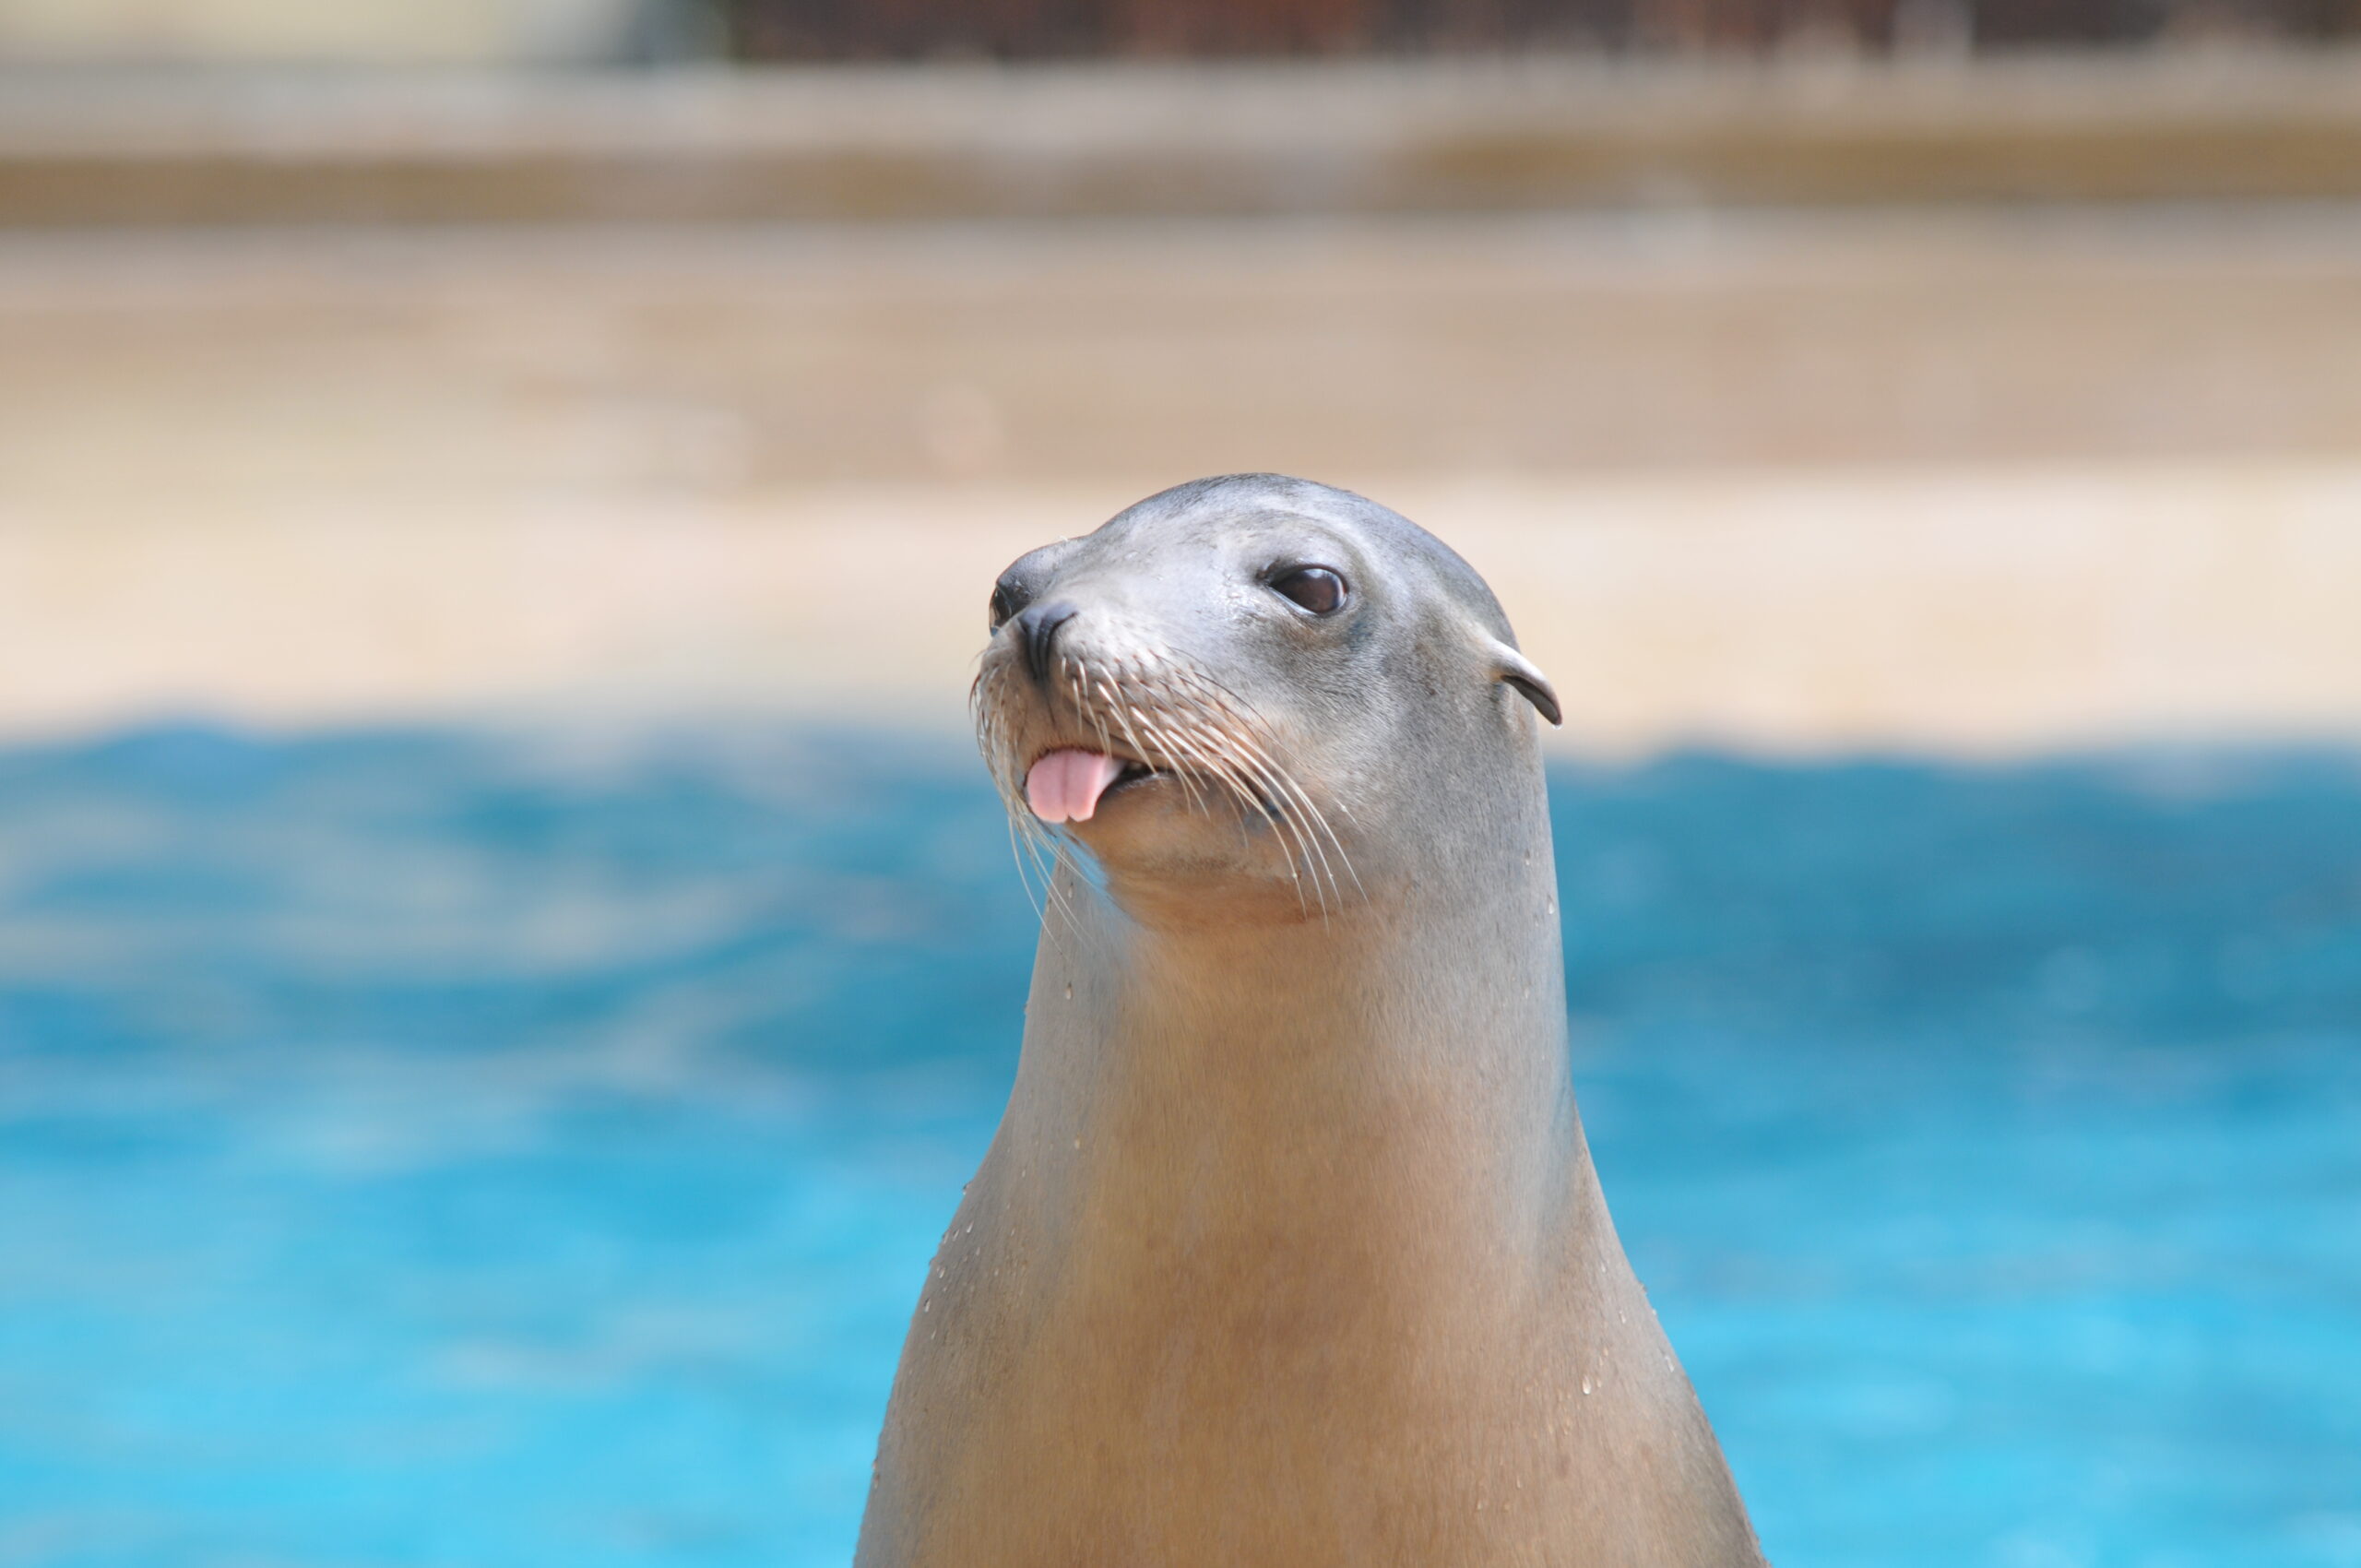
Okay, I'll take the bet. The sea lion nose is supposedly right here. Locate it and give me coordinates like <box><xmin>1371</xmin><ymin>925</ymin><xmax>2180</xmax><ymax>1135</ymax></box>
<box><xmin>1014</xmin><ymin>600</ymin><xmax>1080</xmax><ymax>685</ymax></box>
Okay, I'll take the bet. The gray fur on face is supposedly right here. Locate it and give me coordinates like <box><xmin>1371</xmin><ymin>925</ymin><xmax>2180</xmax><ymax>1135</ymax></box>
<box><xmin>972</xmin><ymin>474</ymin><xmax>1560</xmax><ymax>921</ymax></box>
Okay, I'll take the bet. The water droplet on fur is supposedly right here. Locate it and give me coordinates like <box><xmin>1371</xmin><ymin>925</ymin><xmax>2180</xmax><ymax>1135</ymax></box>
<box><xmin>1581</xmin><ymin>1377</ymin><xmax>1592</xmax><ymax>1395</ymax></box>
<box><xmin>1064</xmin><ymin>983</ymin><xmax>1073</xmax><ymax>999</ymax></box>
<box><xmin>1073</xmin><ymin>1137</ymin><xmax>1081</xmax><ymax>1150</ymax></box>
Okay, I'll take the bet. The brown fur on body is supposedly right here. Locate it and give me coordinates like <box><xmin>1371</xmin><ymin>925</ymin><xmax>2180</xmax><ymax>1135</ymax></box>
<box><xmin>858</xmin><ymin>475</ymin><xmax>1764</xmax><ymax>1567</ymax></box>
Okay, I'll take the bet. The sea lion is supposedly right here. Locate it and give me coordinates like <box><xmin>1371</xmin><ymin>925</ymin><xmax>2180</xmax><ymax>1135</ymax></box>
<box><xmin>857</xmin><ymin>474</ymin><xmax>1764</xmax><ymax>1567</ymax></box>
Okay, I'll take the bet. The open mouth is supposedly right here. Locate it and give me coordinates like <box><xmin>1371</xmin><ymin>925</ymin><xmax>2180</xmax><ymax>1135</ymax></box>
<box><xmin>1025</xmin><ymin>748</ymin><xmax>1160</xmax><ymax>825</ymax></box>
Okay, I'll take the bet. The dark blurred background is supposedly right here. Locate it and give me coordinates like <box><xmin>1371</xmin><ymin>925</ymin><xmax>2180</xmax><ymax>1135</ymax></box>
<box><xmin>711</xmin><ymin>0</ymin><xmax>2361</xmax><ymax>57</ymax></box>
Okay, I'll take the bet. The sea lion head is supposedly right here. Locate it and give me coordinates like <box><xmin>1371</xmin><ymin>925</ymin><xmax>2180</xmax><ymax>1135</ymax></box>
<box><xmin>973</xmin><ymin>474</ymin><xmax>1560</xmax><ymax>926</ymax></box>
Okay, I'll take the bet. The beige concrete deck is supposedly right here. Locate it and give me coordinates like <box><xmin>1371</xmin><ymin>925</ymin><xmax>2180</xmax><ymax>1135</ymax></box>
<box><xmin>4</xmin><ymin>208</ymin><xmax>2358</xmax><ymax>754</ymax></box>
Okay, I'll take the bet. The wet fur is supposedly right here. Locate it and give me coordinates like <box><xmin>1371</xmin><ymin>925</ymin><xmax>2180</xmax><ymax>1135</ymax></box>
<box><xmin>859</xmin><ymin>475</ymin><xmax>1765</xmax><ymax>1567</ymax></box>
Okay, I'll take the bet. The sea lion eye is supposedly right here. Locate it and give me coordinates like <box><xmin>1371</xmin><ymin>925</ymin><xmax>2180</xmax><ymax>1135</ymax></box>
<box><xmin>989</xmin><ymin>578</ymin><xmax>1027</xmax><ymax>632</ymax></box>
<box><xmin>1270</xmin><ymin>565</ymin><xmax>1347</xmax><ymax>616</ymax></box>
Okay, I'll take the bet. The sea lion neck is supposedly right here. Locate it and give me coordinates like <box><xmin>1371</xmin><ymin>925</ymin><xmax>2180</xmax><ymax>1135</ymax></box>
<box><xmin>1015</xmin><ymin>820</ymin><xmax>1578</xmax><ymax>1218</ymax></box>
<box><xmin>863</xmin><ymin>477</ymin><xmax>1767</xmax><ymax>1567</ymax></box>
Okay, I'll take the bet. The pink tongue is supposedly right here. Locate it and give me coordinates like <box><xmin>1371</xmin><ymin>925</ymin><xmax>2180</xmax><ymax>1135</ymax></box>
<box><xmin>1026</xmin><ymin>749</ymin><xmax>1126</xmax><ymax>824</ymax></box>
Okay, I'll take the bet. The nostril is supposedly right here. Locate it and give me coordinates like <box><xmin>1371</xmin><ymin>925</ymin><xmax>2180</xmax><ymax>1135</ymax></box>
<box><xmin>1014</xmin><ymin>600</ymin><xmax>1080</xmax><ymax>684</ymax></box>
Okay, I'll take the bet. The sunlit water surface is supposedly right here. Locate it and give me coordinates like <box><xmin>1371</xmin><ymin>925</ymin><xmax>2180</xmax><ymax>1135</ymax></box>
<box><xmin>0</xmin><ymin>727</ymin><xmax>2355</xmax><ymax>1568</ymax></box>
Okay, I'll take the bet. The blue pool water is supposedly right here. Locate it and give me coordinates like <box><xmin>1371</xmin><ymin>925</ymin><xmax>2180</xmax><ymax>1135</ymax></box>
<box><xmin>0</xmin><ymin>725</ymin><xmax>2355</xmax><ymax>1568</ymax></box>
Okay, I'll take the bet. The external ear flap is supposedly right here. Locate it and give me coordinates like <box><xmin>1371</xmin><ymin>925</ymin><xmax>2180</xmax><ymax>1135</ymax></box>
<box><xmin>1489</xmin><ymin>641</ymin><xmax>1562</xmax><ymax>727</ymax></box>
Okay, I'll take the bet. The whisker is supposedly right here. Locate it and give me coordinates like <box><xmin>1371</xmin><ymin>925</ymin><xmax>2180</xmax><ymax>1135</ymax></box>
<box><xmin>1147</xmin><ymin>683</ymin><xmax>1326</xmax><ymax>916</ymax></box>
<box><xmin>1069</xmin><ymin>659</ymin><xmax>1116</xmax><ymax>763</ymax></box>
<box><xmin>1202</xmin><ymin>727</ymin><xmax>1330</xmax><ymax>917</ymax></box>
<box><xmin>1145</xmin><ymin>705</ymin><xmax>1314</xmax><ymax>915</ymax></box>
<box><xmin>1118</xmin><ymin>692</ymin><xmax>1216</xmax><ymax>820</ymax></box>
<box><xmin>1217</xmin><ymin>724</ymin><xmax>1360</xmax><ymax>910</ymax></box>
<box><xmin>1175</xmin><ymin>671</ymin><xmax>1362</xmax><ymax>909</ymax></box>
<box><xmin>1165</xmin><ymin>678</ymin><xmax>1346</xmax><ymax>914</ymax></box>
<box><xmin>974</xmin><ymin>636</ymin><xmax>1362</xmax><ymax>926</ymax></box>
<box><xmin>978</xmin><ymin>663</ymin><xmax>1081</xmax><ymax>933</ymax></box>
